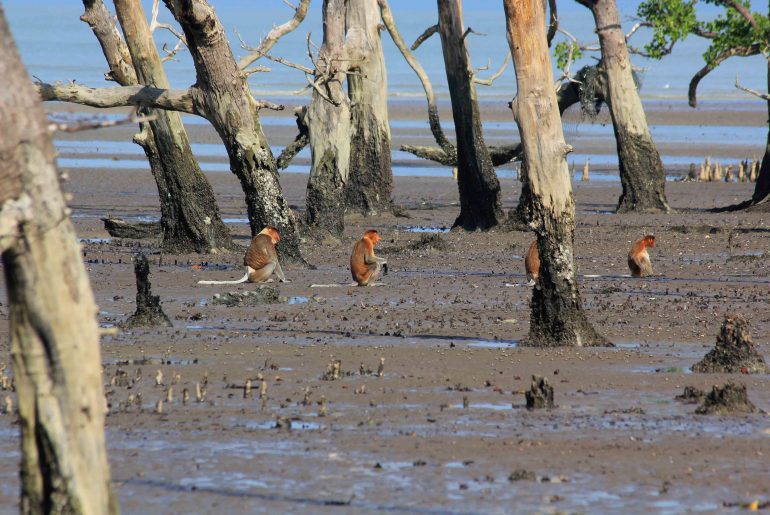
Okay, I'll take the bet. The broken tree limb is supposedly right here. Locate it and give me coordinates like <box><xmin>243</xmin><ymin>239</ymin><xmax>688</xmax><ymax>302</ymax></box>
<box><xmin>410</xmin><ymin>24</ymin><xmax>438</xmax><ymax>50</ymax></box>
<box><xmin>36</xmin><ymin>82</ymin><xmax>203</xmax><ymax>117</ymax></box>
<box><xmin>276</xmin><ymin>106</ymin><xmax>309</xmax><ymax>170</ymax></box>
<box><xmin>237</xmin><ymin>0</ymin><xmax>311</xmax><ymax>71</ymax></box>
<box><xmin>102</xmin><ymin>217</ymin><xmax>162</xmax><ymax>239</ymax></box>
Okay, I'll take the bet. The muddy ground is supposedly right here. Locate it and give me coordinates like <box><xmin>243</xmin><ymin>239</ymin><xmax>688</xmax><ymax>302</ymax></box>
<box><xmin>1</xmin><ymin>117</ymin><xmax>770</xmax><ymax>513</ymax></box>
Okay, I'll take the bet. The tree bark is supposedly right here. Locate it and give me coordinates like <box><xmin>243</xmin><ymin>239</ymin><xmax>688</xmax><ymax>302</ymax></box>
<box><xmin>345</xmin><ymin>0</ymin><xmax>394</xmax><ymax>215</ymax></box>
<box><xmin>0</xmin><ymin>8</ymin><xmax>117</xmax><ymax>513</ymax></box>
<box><xmin>111</xmin><ymin>0</ymin><xmax>232</xmax><ymax>253</ymax></box>
<box><xmin>437</xmin><ymin>0</ymin><xmax>504</xmax><ymax>230</ymax></box>
<box><xmin>164</xmin><ymin>0</ymin><xmax>304</xmax><ymax>262</ymax></box>
<box><xmin>579</xmin><ymin>0</ymin><xmax>670</xmax><ymax>213</ymax></box>
<box><xmin>305</xmin><ymin>0</ymin><xmax>351</xmax><ymax>236</ymax></box>
<box><xmin>503</xmin><ymin>0</ymin><xmax>609</xmax><ymax>347</ymax></box>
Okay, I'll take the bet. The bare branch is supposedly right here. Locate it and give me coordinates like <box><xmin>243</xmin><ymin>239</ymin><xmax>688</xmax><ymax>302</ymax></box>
<box><xmin>461</xmin><ymin>26</ymin><xmax>486</xmax><ymax>41</ymax></box>
<box><xmin>47</xmin><ymin>110</ymin><xmax>158</xmax><ymax>133</ymax></box>
<box><xmin>80</xmin><ymin>0</ymin><xmax>136</xmax><ymax>85</ymax></box>
<box><xmin>149</xmin><ymin>0</ymin><xmax>187</xmax><ymax>44</ymax></box>
<box><xmin>625</xmin><ymin>21</ymin><xmax>649</xmax><ymax>40</ymax></box>
<box><xmin>254</xmin><ymin>99</ymin><xmax>286</xmax><ymax>111</ymax></box>
<box><xmin>305</xmin><ymin>72</ymin><xmax>339</xmax><ymax>105</ymax></box>
<box><xmin>262</xmin><ymin>53</ymin><xmax>314</xmax><ymax>74</ymax></box>
<box><xmin>688</xmin><ymin>45</ymin><xmax>757</xmax><ymax>107</ymax></box>
<box><xmin>735</xmin><ymin>74</ymin><xmax>770</xmax><ymax>100</ymax></box>
<box><xmin>474</xmin><ymin>52</ymin><xmax>510</xmax><ymax>86</ymax></box>
<box><xmin>547</xmin><ymin>0</ymin><xmax>558</xmax><ymax>47</ymax></box>
<box><xmin>276</xmin><ymin>106</ymin><xmax>309</xmax><ymax>169</ymax></box>
<box><xmin>410</xmin><ymin>24</ymin><xmax>438</xmax><ymax>51</ymax></box>
<box><xmin>377</xmin><ymin>0</ymin><xmax>455</xmax><ymax>158</ymax></box>
<box><xmin>36</xmin><ymin>82</ymin><xmax>203</xmax><ymax>116</ymax></box>
<box><xmin>237</xmin><ymin>0</ymin><xmax>311</xmax><ymax>70</ymax></box>
<box><xmin>160</xmin><ymin>39</ymin><xmax>185</xmax><ymax>62</ymax></box>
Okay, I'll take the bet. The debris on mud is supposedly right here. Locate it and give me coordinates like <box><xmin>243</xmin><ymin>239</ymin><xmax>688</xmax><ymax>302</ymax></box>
<box><xmin>322</xmin><ymin>360</ymin><xmax>342</xmax><ymax>381</ymax></box>
<box><xmin>212</xmin><ymin>287</ymin><xmax>280</xmax><ymax>307</ymax></box>
<box><xmin>692</xmin><ymin>314</ymin><xmax>769</xmax><ymax>374</ymax></box>
<box><xmin>668</xmin><ymin>225</ymin><xmax>723</xmax><ymax>235</ymax></box>
<box><xmin>102</xmin><ymin>217</ymin><xmax>161</xmax><ymax>239</ymax></box>
<box><xmin>525</xmin><ymin>375</ymin><xmax>554</xmax><ymax>410</ymax></box>
<box><xmin>694</xmin><ymin>382</ymin><xmax>759</xmax><ymax>415</ymax></box>
<box><xmin>508</xmin><ymin>469</ymin><xmax>537</xmax><ymax>482</ymax></box>
<box><xmin>380</xmin><ymin>234</ymin><xmax>450</xmax><ymax>255</ymax></box>
<box><xmin>675</xmin><ymin>386</ymin><xmax>705</xmax><ymax>404</ymax></box>
<box><xmin>122</xmin><ymin>253</ymin><xmax>172</xmax><ymax>328</ymax></box>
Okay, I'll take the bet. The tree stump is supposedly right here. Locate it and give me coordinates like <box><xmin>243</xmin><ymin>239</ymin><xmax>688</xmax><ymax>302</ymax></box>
<box><xmin>525</xmin><ymin>375</ymin><xmax>554</xmax><ymax>410</ymax></box>
<box><xmin>695</xmin><ymin>382</ymin><xmax>758</xmax><ymax>415</ymax></box>
<box><xmin>122</xmin><ymin>253</ymin><xmax>172</xmax><ymax>328</ymax></box>
<box><xmin>692</xmin><ymin>314</ymin><xmax>769</xmax><ymax>374</ymax></box>
<box><xmin>102</xmin><ymin>217</ymin><xmax>162</xmax><ymax>239</ymax></box>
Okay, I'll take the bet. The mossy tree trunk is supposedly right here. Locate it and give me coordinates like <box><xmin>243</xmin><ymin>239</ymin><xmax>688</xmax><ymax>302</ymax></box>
<box><xmin>345</xmin><ymin>0</ymin><xmax>394</xmax><ymax>215</ymax></box>
<box><xmin>0</xmin><ymin>9</ymin><xmax>117</xmax><ymax>513</ymax></box>
<box><xmin>164</xmin><ymin>0</ymin><xmax>303</xmax><ymax>262</ymax></box>
<box><xmin>305</xmin><ymin>0</ymin><xmax>351</xmax><ymax>235</ymax></box>
<box><xmin>578</xmin><ymin>0</ymin><xmax>670</xmax><ymax>213</ymax></box>
<box><xmin>111</xmin><ymin>0</ymin><xmax>232</xmax><ymax>253</ymax></box>
<box><xmin>438</xmin><ymin>0</ymin><xmax>504</xmax><ymax>230</ymax></box>
<box><xmin>503</xmin><ymin>0</ymin><xmax>609</xmax><ymax>347</ymax></box>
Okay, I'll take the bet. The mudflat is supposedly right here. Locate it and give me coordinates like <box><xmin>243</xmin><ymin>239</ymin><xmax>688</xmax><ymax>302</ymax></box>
<box><xmin>1</xmin><ymin>108</ymin><xmax>769</xmax><ymax>513</ymax></box>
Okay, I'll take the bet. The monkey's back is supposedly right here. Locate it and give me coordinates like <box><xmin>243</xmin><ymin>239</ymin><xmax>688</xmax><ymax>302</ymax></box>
<box><xmin>244</xmin><ymin>234</ymin><xmax>274</xmax><ymax>270</ymax></box>
<box><xmin>350</xmin><ymin>239</ymin><xmax>373</xmax><ymax>283</ymax></box>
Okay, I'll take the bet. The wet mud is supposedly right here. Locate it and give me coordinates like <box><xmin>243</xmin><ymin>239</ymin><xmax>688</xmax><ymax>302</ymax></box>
<box><xmin>0</xmin><ymin>170</ymin><xmax>769</xmax><ymax>513</ymax></box>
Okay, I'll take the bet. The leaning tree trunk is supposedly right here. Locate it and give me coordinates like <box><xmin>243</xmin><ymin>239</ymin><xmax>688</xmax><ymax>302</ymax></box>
<box><xmin>0</xmin><ymin>9</ymin><xmax>117</xmax><ymax>513</ymax></box>
<box><xmin>305</xmin><ymin>0</ymin><xmax>351</xmax><ymax>236</ymax></box>
<box><xmin>438</xmin><ymin>0</ymin><xmax>504</xmax><ymax>230</ymax></box>
<box><xmin>504</xmin><ymin>0</ymin><xmax>609</xmax><ymax>347</ymax></box>
<box><xmin>345</xmin><ymin>0</ymin><xmax>394</xmax><ymax>215</ymax></box>
<box><xmin>579</xmin><ymin>0</ymin><xmax>670</xmax><ymax>213</ymax></box>
<box><xmin>164</xmin><ymin>0</ymin><xmax>304</xmax><ymax>262</ymax></box>
<box><xmin>112</xmin><ymin>0</ymin><xmax>232</xmax><ymax>253</ymax></box>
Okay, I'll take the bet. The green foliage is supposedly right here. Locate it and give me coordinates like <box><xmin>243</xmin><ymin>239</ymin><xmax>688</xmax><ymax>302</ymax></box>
<box><xmin>637</xmin><ymin>0</ymin><xmax>698</xmax><ymax>59</ymax></box>
<box><xmin>554</xmin><ymin>40</ymin><xmax>583</xmax><ymax>70</ymax></box>
<box><xmin>638</xmin><ymin>0</ymin><xmax>769</xmax><ymax>65</ymax></box>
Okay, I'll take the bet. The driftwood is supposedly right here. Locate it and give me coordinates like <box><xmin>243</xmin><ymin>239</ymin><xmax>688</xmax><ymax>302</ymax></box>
<box><xmin>122</xmin><ymin>253</ymin><xmax>172</xmax><ymax>328</ymax></box>
<box><xmin>103</xmin><ymin>217</ymin><xmax>162</xmax><ymax>239</ymax></box>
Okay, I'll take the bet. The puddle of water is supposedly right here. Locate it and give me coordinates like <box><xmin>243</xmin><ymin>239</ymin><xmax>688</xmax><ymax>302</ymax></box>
<box><xmin>467</xmin><ymin>339</ymin><xmax>518</xmax><ymax>349</ymax></box>
<box><xmin>401</xmin><ymin>226</ymin><xmax>451</xmax><ymax>233</ymax></box>
<box><xmin>242</xmin><ymin>419</ymin><xmax>322</xmax><ymax>431</ymax></box>
<box><xmin>452</xmin><ymin>402</ymin><xmax>513</xmax><ymax>411</ymax></box>
<box><xmin>286</xmin><ymin>296</ymin><xmax>309</xmax><ymax>305</ymax></box>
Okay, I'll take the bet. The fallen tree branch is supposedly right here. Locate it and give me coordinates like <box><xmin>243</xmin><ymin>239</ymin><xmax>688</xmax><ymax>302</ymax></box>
<box><xmin>35</xmin><ymin>81</ymin><xmax>204</xmax><ymax>117</ymax></box>
<box><xmin>474</xmin><ymin>52</ymin><xmax>510</xmax><ymax>86</ymax></box>
<box><xmin>735</xmin><ymin>73</ymin><xmax>769</xmax><ymax>101</ymax></box>
<box><xmin>400</xmin><ymin>143</ymin><xmax>521</xmax><ymax>167</ymax></box>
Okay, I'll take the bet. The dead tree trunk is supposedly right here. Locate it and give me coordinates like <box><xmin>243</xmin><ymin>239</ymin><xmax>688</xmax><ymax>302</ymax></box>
<box><xmin>0</xmin><ymin>11</ymin><xmax>117</xmax><ymax>513</ymax></box>
<box><xmin>504</xmin><ymin>0</ymin><xmax>609</xmax><ymax>347</ymax></box>
<box><xmin>305</xmin><ymin>0</ymin><xmax>351</xmax><ymax>236</ymax></box>
<box><xmin>164</xmin><ymin>0</ymin><xmax>304</xmax><ymax>262</ymax></box>
<box><xmin>578</xmin><ymin>0</ymin><xmax>670</xmax><ymax>213</ymax></box>
<box><xmin>83</xmin><ymin>0</ymin><xmax>232</xmax><ymax>253</ymax></box>
<box><xmin>437</xmin><ymin>0</ymin><xmax>504</xmax><ymax>230</ymax></box>
<box><xmin>345</xmin><ymin>0</ymin><xmax>394</xmax><ymax>215</ymax></box>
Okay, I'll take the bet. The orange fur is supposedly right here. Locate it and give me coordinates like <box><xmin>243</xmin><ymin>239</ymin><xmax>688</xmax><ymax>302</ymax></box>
<box><xmin>628</xmin><ymin>234</ymin><xmax>655</xmax><ymax>278</ymax></box>
<box><xmin>525</xmin><ymin>240</ymin><xmax>540</xmax><ymax>285</ymax></box>
<box><xmin>198</xmin><ymin>226</ymin><xmax>286</xmax><ymax>284</ymax></box>
<box><xmin>351</xmin><ymin>230</ymin><xmax>386</xmax><ymax>286</ymax></box>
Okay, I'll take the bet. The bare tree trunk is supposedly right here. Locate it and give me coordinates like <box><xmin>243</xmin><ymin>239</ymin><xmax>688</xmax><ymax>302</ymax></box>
<box><xmin>437</xmin><ymin>0</ymin><xmax>504</xmax><ymax>230</ymax></box>
<box><xmin>83</xmin><ymin>0</ymin><xmax>232</xmax><ymax>253</ymax></box>
<box><xmin>0</xmin><ymin>9</ymin><xmax>117</xmax><ymax>513</ymax></box>
<box><xmin>345</xmin><ymin>0</ymin><xmax>394</xmax><ymax>215</ymax></box>
<box><xmin>578</xmin><ymin>0</ymin><xmax>670</xmax><ymax>213</ymax></box>
<box><xmin>503</xmin><ymin>0</ymin><xmax>609</xmax><ymax>347</ymax></box>
<box><xmin>164</xmin><ymin>0</ymin><xmax>304</xmax><ymax>262</ymax></box>
<box><xmin>305</xmin><ymin>0</ymin><xmax>351</xmax><ymax>236</ymax></box>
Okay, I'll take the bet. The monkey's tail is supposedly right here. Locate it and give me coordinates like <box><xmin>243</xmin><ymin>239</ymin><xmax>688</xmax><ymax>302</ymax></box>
<box><xmin>198</xmin><ymin>273</ymin><xmax>249</xmax><ymax>285</ymax></box>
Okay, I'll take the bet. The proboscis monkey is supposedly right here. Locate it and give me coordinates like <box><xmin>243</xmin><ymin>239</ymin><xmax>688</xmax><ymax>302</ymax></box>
<box><xmin>525</xmin><ymin>240</ymin><xmax>540</xmax><ymax>286</ymax></box>
<box><xmin>198</xmin><ymin>226</ymin><xmax>288</xmax><ymax>284</ymax></box>
<box><xmin>351</xmin><ymin>230</ymin><xmax>388</xmax><ymax>286</ymax></box>
<box><xmin>628</xmin><ymin>234</ymin><xmax>656</xmax><ymax>278</ymax></box>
